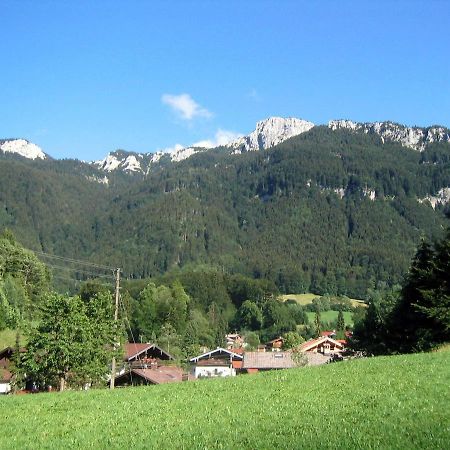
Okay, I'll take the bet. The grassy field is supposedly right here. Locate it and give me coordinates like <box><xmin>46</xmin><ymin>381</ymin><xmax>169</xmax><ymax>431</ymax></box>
<box><xmin>1</xmin><ymin>351</ymin><xmax>449</xmax><ymax>449</ymax></box>
<box><xmin>280</xmin><ymin>293</ymin><xmax>366</xmax><ymax>307</ymax></box>
<box><xmin>0</xmin><ymin>329</ymin><xmax>26</xmax><ymax>350</ymax></box>
<box><xmin>306</xmin><ymin>310</ymin><xmax>354</xmax><ymax>327</ymax></box>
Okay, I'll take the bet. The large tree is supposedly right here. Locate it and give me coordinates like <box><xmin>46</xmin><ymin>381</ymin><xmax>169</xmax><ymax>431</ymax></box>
<box><xmin>20</xmin><ymin>291</ymin><xmax>119</xmax><ymax>391</ymax></box>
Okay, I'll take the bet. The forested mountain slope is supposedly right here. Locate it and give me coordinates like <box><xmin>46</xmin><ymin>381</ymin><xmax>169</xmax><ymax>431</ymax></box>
<box><xmin>1</xmin><ymin>126</ymin><xmax>449</xmax><ymax>297</ymax></box>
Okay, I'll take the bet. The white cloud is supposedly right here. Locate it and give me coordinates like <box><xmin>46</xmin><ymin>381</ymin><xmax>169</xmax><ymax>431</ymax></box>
<box><xmin>193</xmin><ymin>129</ymin><xmax>242</xmax><ymax>148</ymax></box>
<box><xmin>159</xmin><ymin>143</ymin><xmax>185</xmax><ymax>154</ymax></box>
<box><xmin>161</xmin><ymin>93</ymin><xmax>212</xmax><ymax>120</ymax></box>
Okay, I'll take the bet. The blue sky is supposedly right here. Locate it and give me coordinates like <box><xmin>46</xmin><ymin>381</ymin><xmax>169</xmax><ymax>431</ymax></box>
<box><xmin>1</xmin><ymin>0</ymin><xmax>449</xmax><ymax>160</ymax></box>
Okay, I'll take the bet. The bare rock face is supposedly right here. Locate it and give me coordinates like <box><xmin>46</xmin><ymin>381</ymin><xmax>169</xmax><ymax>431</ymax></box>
<box><xmin>328</xmin><ymin>120</ymin><xmax>450</xmax><ymax>151</ymax></box>
<box><xmin>228</xmin><ymin>117</ymin><xmax>315</xmax><ymax>153</ymax></box>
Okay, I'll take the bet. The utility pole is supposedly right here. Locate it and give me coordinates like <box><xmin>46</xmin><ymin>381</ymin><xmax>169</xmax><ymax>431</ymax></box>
<box><xmin>110</xmin><ymin>268</ymin><xmax>120</xmax><ymax>389</ymax></box>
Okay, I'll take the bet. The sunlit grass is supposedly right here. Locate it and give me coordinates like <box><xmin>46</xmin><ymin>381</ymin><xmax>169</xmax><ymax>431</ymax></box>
<box><xmin>1</xmin><ymin>351</ymin><xmax>449</xmax><ymax>449</ymax></box>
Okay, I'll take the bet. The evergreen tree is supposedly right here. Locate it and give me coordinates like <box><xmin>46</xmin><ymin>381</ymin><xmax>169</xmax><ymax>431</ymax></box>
<box><xmin>314</xmin><ymin>310</ymin><xmax>322</xmax><ymax>337</ymax></box>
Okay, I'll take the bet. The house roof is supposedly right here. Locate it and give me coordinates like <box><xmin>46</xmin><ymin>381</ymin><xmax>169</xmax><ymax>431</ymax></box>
<box><xmin>321</xmin><ymin>331</ymin><xmax>336</xmax><ymax>337</ymax></box>
<box><xmin>189</xmin><ymin>347</ymin><xmax>243</xmax><ymax>363</ymax></box>
<box><xmin>243</xmin><ymin>351</ymin><xmax>296</xmax><ymax>369</ymax></box>
<box><xmin>123</xmin><ymin>343</ymin><xmax>174</xmax><ymax>361</ymax></box>
<box><xmin>265</xmin><ymin>337</ymin><xmax>284</xmax><ymax>345</ymax></box>
<box><xmin>300</xmin><ymin>336</ymin><xmax>345</xmax><ymax>352</ymax></box>
<box><xmin>115</xmin><ymin>366</ymin><xmax>183</xmax><ymax>385</ymax></box>
<box><xmin>0</xmin><ymin>347</ymin><xmax>26</xmax><ymax>360</ymax></box>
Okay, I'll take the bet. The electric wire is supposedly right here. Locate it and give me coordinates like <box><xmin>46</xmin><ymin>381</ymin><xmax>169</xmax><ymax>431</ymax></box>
<box><xmin>33</xmin><ymin>250</ymin><xmax>115</xmax><ymax>271</ymax></box>
<box><xmin>44</xmin><ymin>263</ymin><xmax>114</xmax><ymax>280</ymax></box>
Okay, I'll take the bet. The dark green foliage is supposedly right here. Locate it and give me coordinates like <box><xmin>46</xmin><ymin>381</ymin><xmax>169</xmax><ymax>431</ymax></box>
<box><xmin>0</xmin><ymin>230</ymin><xmax>50</xmax><ymax>325</ymax></box>
<box><xmin>20</xmin><ymin>291</ymin><xmax>119</xmax><ymax>390</ymax></box>
<box><xmin>1</xmin><ymin>128</ymin><xmax>449</xmax><ymax>298</ymax></box>
<box><xmin>235</xmin><ymin>300</ymin><xmax>263</xmax><ymax>331</ymax></box>
<box><xmin>282</xmin><ymin>331</ymin><xmax>304</xmax><ymax>349</ymax></box>
<box><xmin>337</xmin><ymin>310</ymin><xmax>345</xmax><ymax>331</ymax></box>
<box><xmin>352</xmin><ymin>225</ymin><xmax>450</xmax><ymax>354</ymax></box>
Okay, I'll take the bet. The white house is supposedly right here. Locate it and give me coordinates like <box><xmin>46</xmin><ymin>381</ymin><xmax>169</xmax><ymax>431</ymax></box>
<box><xmin>189</xmin><ymin>347</ymin><xmax>243</xmax><ymax>378</ymax></box>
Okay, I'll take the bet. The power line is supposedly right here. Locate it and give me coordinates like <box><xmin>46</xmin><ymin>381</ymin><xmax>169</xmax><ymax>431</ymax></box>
<box><xmin>44</xmin><ymin>263</ymin><xmax>114</xmax><ymax>280</ymax></box>
<box><xmin>51</xmin><ymin>274</ymin><xmax>114</xmax><ymax>289</ymax></box>
<box><xmin>33</xmin><ymin>250</ymin><xmax>114</xmax><ymax>271</ymax></box>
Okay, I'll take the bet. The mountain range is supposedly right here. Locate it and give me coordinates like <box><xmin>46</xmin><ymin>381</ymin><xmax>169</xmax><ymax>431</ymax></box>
<box><xmin>1</xmin><ymin>117</ymin><xmax>449</xmax><ymax>297</ymax></box>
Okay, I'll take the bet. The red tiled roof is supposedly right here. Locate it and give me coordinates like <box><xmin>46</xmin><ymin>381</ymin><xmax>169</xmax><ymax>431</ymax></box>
<box><xmin>129</xmin><ymin>367</ymin><xmax>183</xmax><ymax>385</ymax></box>
<box><xmin>321</xmin><ymin>331</ymin><xmax>336</xmax><ymax>337</ymax></box>
<box><xmin>124</xmin><ymin>343</ymin><xmax>153</xmax><ymax>361</ymax></box>
<box><xmin>300</xmin><ymin>336</ymin><xmax>345</xmax><ymax>352</ymax></box>
<box><xmin>0</xmin><ymin>368</ymin><xmax>12</xmax><ymax>383</ymax></box>
<box><xmin>230</xmin><ymin>347</ymin><xmax>244</xmax><ymax>354</ymax></box>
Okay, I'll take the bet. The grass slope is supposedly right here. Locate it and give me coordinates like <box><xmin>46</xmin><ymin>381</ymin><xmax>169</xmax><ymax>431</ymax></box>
<box><xmin>1</xmin><ymin>352</ymin><xmax>449</xmax><ymax>449</ymax></box>
<box><xmin>281</xmin><ymin>293</ymin><xmax>366</xmax><ymax>308</ymax></box>
<box><xmin>306</xmin><ymin>310</ymin><xmax>354</xmax><ymax>327</ymax></box>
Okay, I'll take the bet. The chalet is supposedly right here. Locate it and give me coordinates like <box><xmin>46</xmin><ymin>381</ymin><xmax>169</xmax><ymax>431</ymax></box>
<box><xmin>300</xmin><ymin>336</ymin><xmax>345</xmax><ymax>355</ymax></box>
<box><xmin>265</xmin><ymin>336</ymin><xmax>284</xmax><ymax>352</ymax></box>
<box><xmin>225</xmin><ymin>333</ymin><xmax>244</xmax><ymax>350</ymax></box>
<box><xmin>189</xmin><ymin>347</ymin><xmax>243</xmax><ymax>378</ymax></box>
<box><xmin>320</xmin><ymin>330</ymin><xmax>336</xmax><ymax>338</ymax></box>
<box><xmin>112</xmin><ymin>343</ymin><xmax>183</xmax><ymax>387</ymax></box>
<box><xmin>242</xmin><ymin>351</ymin><xmax>296</xmax><ymax>373</ymax></box>
<box><xmin>0</xmin><ymin>347</ymin><xmax>26</xmax><ymax>394</ymax></box>
<box><xmin>123</xmin><ymin>342</ymin><xmax>174</xmax><ymax>367</ymax></box>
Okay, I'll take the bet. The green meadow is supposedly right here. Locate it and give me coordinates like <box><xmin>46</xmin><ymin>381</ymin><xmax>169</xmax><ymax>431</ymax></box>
<box><xmin>306</xmin><ymin>310</ymin><xmax>354</xmax><ymax>327</ymax></box>
<box><xmin>280</xmin><ymin>293</ymin><xmax>366</xmax><ymax>308</ymax></box>
<box><xmin>1</xmin><ymin>351</ymin><xmax>449</xmax><ymax>449</ymax></box>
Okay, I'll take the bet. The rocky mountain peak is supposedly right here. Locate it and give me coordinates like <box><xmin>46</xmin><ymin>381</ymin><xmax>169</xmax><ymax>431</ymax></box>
<box><xmin>328</xmin><ymin>120</ymin><xmax>450</xmax><ymax>151</ymax></box>
<box><xmin>0</xmin><ymin>138</ymin><xmax>47</xmax><ymax>160</ymax></box>
<box><xmin>228</xmin><ymin>116</ymin><xmax>315</xmax><ymax>153</ymax></box>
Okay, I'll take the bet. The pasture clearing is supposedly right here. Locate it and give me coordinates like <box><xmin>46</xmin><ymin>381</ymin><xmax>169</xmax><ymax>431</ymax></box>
<box><xmin>281</xmin><ymin>293</ymin><xmax>366</xmax><ymax>308</ymax></box>
<box><xmin>306</xmin><ymin>310</ymin><xmax>354</xmax><ymax>327</ymax></box>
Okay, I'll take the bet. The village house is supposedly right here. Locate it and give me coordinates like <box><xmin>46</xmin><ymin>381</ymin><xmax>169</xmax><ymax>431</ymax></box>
<box><xmin>0</xmin><ymin>347</ymin><xmax>16</xmax><ymax>394</ymax></box>
<box><xmin>189</xmin><ymin>347</ymin><xmax>243</xmax><ymax>378</ymax></box>
<box><xmin>225</xmin><ymin>333</ymin><xmax>244</xmax><ymax>350</ymax></box>
<box><xmin>265</xmin><ymin>336</ymin><xmax>284</xmax><ymax>352</ymax></box>
<box><xmin>300</xmin><ymin>336</ymin><xmax>345</xmax><ymax>355</ymax></box>
<box><xmin>0</xmin><ymin>347</ymin><xmax>27</xmax><ymax>394</ymax></box>
<box><xmin>113</xmin><ymin>343</ymin><xmax>185</xmax><ymax>387</ymax></box>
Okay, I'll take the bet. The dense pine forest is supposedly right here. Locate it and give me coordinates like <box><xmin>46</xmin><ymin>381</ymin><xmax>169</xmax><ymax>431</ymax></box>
<box><xmin>1</xmin><ymin>127</ymin><xmax>449</xmax><ymax>299</ymax></box>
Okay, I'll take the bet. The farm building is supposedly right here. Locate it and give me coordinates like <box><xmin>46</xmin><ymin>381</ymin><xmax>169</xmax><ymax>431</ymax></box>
<box><xmin>0</xmin><ymin>347</ymin><xmax>26</xmax><ymax>394</ymax></box>
<box><xmin>242</xmin><ymin>351</ymin><xmax>297</xmax><ymax>373</ymax></box>
<box><xmin>112</xmin><ymin>343</ymin><xmax>185</xmax><ymax>387</ymax></box>
<box><xmin>189</xmin><ymin>348</ymin><xmax>243</xmax><ymax>378</ymax></box>
<box><xmin>265</xmin><ymin>337</ymin><xmax>284</xmax><ymax>351</ymax></box>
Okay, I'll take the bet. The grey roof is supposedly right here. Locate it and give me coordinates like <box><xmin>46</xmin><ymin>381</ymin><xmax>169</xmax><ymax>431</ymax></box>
<box><xmin>243</xmin><ymin>351</ymin><xmax>297</xmax><ymax>369</ymax></box>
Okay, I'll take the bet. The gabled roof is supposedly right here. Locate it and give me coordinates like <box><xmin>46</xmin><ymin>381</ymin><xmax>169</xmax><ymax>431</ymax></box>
<box><xmin>123</xmin><ymin>343</ymin><xmax>174</xmax><ymax>361</ymax></box>
<box><xmin>300</xmin><ymin>336</ymin><xmax>345</xmax><ymax>352</ymax></box>
<box><xmin>0</xmin><ymin>347</ymin><xmax>26</xmax><ymax>360</ymax></box>
<box><xmin>243</xmin><ymin>351</ymin><xmax>296</xmax><ymax>369</ymax></box>
<box><xmin>266</xmin><ymin>337</ymin><xmax>284</xmax><ymax>345</ymax></box>
<box><xmin>189</xmin><ymin>347</ymin><xmax>243</xmax><ymax>363</ymax></box>
<box><xmin>115</xmin><ymin>366</ymin><xmax>183</xmax><ymax>385</ymax></box>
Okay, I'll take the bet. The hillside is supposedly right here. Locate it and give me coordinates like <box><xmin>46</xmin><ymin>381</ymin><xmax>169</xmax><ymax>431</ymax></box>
<box><xmin>1</xmin><ymin>351</ymin><xmax>449</xmax><ymax>449</ymax></box>
<box><xmin>1</xmin><ymin>124</ymin><xmax>450</xmax><ymax>296</ymax></box>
